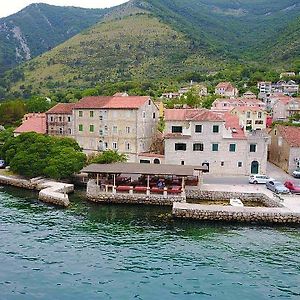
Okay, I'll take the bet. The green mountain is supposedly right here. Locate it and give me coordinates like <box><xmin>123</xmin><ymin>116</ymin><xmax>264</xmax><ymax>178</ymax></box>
<box><xmin>3</xmin><ymin>0</ymin><xmax>300</xmax><ymax>97</ymax></box>
<box><xmin>0</xmin><ymin>3</ymin><xmax>109</xmax><ymax>72</ymax></box>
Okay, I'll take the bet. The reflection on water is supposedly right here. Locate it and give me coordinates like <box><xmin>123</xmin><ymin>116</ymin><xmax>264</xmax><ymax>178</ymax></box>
<box><xmin>0</xmin><ymin>186</ymin><xmax>299</xmax><ymax>300</ymax></box>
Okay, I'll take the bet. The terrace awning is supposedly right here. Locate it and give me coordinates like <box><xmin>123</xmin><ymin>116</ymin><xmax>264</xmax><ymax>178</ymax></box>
<box><xmin>81</xmin><ymin>163</ymin><xmax>206</xmax><ymax>177</ymax></box>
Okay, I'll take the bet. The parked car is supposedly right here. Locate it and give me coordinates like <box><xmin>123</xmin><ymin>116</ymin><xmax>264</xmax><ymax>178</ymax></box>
<box><xmin>249</xmin><ymin>174</ymin><xmax>273</xmax><ymax>184</ymax></box>
<box><xmin>266</xmin><ymin>181</ymin><xmax>290</xmax><ymax>194</ymax></box>
<box><xmin>292</xmin><ymin>169</ymin><xmax>300</xmax><ymax>179</ymax></box>
<box><xmin>284</xmin><ymin>181</ymin><xmax>300</xmax><ymax>194</ymax></box>
<box><xmin>0</xmin><ymin>159</ymin><xmax>5</xmax><ymax>169</ymax></box>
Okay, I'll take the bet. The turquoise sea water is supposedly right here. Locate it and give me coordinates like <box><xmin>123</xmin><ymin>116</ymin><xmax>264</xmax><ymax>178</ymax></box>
<box><xmin>0</xmin><ymin>186</ymin><xmax>299</xmax><ymax>300</ymax></box>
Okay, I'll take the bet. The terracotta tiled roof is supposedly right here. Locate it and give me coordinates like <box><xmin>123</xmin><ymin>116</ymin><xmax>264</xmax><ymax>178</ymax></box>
<box><xmin>74</xmin><ymin>96</ymin><xmax>150</xmax><ymax>109</ymax></box>
<box><xmin>223</xmin><ymin>112</ymin><xmax>246</xmax><ymax>139</ymax></box>
<box><xmin>231</xmin><ymin>106</ymin><xmax>265</xmax><ymax>113</ymax></box>
<box><xmin>277</xmin><ymin>125</ymin><xmax>300</xmax><ymax>148</ymax></box>
<box><xmin>46</xmin><ymin>103</ymin><xmax>75</xmax><ymax>114</ymax></box>
<box><xmin>14</xmin><ymin>114</ymin><xmax>46</xmax><ymax>134</ymax></box>
<box><xmin>164</xmin><ymin>109</ymin><xmax>223</xmax><ymax>122</ymax></box>
<box><xmin>216</xmin><ymin>82</ymin><xmax>235</xmax><ymax>91</ymax></box>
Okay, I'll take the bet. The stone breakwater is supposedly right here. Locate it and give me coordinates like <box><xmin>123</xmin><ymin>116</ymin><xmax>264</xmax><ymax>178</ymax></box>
<box><xmin>186</xmin><ymin>190</ymin><xmax>283</xmax><ymax>208</ymax></box>
<box><xmin>172</xmin><ymin>203</ymin><xmax>300</xmax><ymax>224</ymax></box>
<box><xmin>0</xmin><ymin>174</ymin><xmax>73</xmax><ymax>207</ymax></box>
<box><xmin>87</xmin><ymin>180</ymin><xmax>185</xmax><ymax>206</ymax></box>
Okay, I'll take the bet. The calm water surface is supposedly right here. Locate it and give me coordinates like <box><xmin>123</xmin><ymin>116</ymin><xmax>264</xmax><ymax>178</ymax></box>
<box><xmin>0</xmin><ymin>186</ymin><xmax>299</xmax><ymax>300</ymax></box>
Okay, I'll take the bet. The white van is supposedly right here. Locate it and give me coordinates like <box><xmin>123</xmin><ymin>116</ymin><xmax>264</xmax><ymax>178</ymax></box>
<box><xmin>249</xmin><ymin>174</ymin><xmax>273</xmax><ymax>184</ymax></box>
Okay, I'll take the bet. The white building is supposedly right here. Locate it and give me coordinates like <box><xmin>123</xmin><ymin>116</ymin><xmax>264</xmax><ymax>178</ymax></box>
<box><xmin>163</xmin><ymin>109</ymin><xmax>269</xmax><ymax>175</ymax></box>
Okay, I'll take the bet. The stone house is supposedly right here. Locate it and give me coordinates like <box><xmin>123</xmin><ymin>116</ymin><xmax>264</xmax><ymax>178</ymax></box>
<box><xmin>14</xmin><ymin>113</ymin><xmax>46</xmax><ymax>137</ymax></box>
<box><xmin>215</xmin><ymin>82</ymin><xmax>238</xmax><ymax>97</ymax></box>
<box><xmin>272</xmin><ymin>97</ymin><xmax>300</xmax><ymax>121</ymax></box>
<box><xmin>163</xmin><ymin>109</ymin><xmax>269</xmax><ymax>175</ymax></box>
<box><xmin>230</xmin><ymin>106</ymin><xmax>268</xmax><ymax>132</ymax></box>
<box><xmin>211</xmin><ymin>97</ymin><xmax>266</xmax><ymax>112</ymax></box>
<box><xmin>46</xmin><ymin>103</ymin><xmax>75</xmax><ymax>136</ymax></box>
<box><xmin>72</xmin><ymin>95</ymin><xmax>159</xmax><ymax>161</ymax></box>
<box><xmin>269</xmin><ymin>125</ymin><xmax>300</xmax><ymax>174</ymax></box>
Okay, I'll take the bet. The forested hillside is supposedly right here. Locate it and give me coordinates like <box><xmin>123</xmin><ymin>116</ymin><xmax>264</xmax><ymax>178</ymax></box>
<box><xmin>1</xmin><ymin>0</ymin><xmax>300</xmax><ymax>99</ymax></box>
<box><xmin>0</xmin><ymin>3</ymin><xmax>108</xmax><ymax>72</ymax></box>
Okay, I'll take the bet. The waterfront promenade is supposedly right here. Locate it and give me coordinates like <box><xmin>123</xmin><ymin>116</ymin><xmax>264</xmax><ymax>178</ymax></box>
<box><xmin>174</xmin><ymin>184</ymin><xmax>300</xmax><ymax>223</ymax></box>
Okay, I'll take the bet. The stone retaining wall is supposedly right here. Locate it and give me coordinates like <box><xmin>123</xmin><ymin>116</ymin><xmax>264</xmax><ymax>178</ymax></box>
<box><xmin>186</xmin><ymin>190</ymin><xmax>283</xmax><ymax>208</ymax></box>
<box><xmin>0</xmin><ymin>175</ymin><xmax>35</xmax><ymax>190</ymax></box>
<box><xmin>87</xmin><ymin>180</ymin><xmax>185</xmax><ymax>206</ymax></box>
<box><xmin>0</xmin><ymin>174</ymin><xmax>73</xmax><ymax>207</ymax></box>
<box><xmin>172</xmin><ymin>203</ymin><xmax>300</xmax><ymax>224</ymax></box>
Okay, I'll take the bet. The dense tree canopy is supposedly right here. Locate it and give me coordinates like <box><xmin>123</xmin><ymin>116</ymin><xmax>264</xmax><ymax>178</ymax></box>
<box><xmin>90</xmin><ymin>150</ymin><xmax>127</xmax><ymax>164</ymax></box>
<box><xmin>1</xmin><ymin>132</ymin><xmax>86</xmax><ymax>179</ymax></box>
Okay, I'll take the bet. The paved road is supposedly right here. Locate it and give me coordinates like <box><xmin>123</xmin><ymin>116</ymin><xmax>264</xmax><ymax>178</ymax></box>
<box><xmin>203</xmin><ymin>162</ymin><xmax>299</xmax><ymax>185</ymax></box>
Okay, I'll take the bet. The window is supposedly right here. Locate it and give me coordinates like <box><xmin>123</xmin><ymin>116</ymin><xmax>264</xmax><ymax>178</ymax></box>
<box><xmin>246</xmin><ymin>112</ymin><xmax>251</xmax><ymax>118</ymax></box>
<box><xmin>79</xmin><ymin>111</ymin><xmax>83</xmax><ymax>117</ymax></box>
<box><xmin>140</xmin><ymin>159</ymin><xmax>151</xmax><ymax>164</ymax></box>
<box><xmin>255</xmin><ymin>120</ymin><xmax>264</xmax><ymax>125</ymax></box>
<box><xmin>193</xmin><ymin>143</ymin><xmax>204</xmax><ymax>151</ymax></box>
<box><xmin>90</xmin><ymin>111</ymin><xmax>94</xmax><ymax>118</ymax></box>
<box><xmin>148</xmin><ymin>99</ymin><xmax>151</xmax><ymax>105</ymax></box>
<box><xmin>79</xmin><ymin>124</ymin><xmax>83</xmax><ymax>132</ymax></box>
<box><xmin>246</xmin><ymin>120</ymin><xmax>252</xmax><ymax>124</ymax></box>
<box><xmin>258</xmin><ymin>112</ymin><xmax>262</xmax><ymax>119</ymax></box>
<box><xmin>112</xmin><ymin>142</ymin><xmax>118</xmax><ymax>150</ymax></box>
<box><xmin>172</xmin><ymin>126</ymin><xmax>182</xmax><ymax>133</ymax></box>
<box><xmin>99</xmin><ymin>115</ymin><xmax>103</xmax><ymax>121</ymax></box>
<box><xmin>142</xmin><ymin>111</ymin><xmax>146</xmax><ymax>118</ymax></box>
<box><xmin>229</xmin><ymin>144</ymin><xmax>236</xmax><ymax>152</ymax></box>
<box><xmin>153</xmin><ymin>112</ymin><xmax>156</xmax><ymax>119</ymax></box>
<box><xmin>195</xmin><ymin>125</ymin><xmax>202</xmax><ymax>133</ymax></box>
<box><xmin>90</xmin><ymin>125</ymin><xmax>94</xmax><ymax>132</ymax></box>
<box><xmin>274</xmin><ymin>129</ymin><xmax>277</xmax><ymax>136</ymax></box>
<box><xmin>104</xmin><ymin>142</ymin><xmax>108</xmax><ymax>149</ymax></box>
<box><xmin>213</xmin><ymin>125</ymin><xmax>219</xmax><ymax>133</ymax></box>
<box><xmin>238</xmin><ymin>162</ymin><xmax>243</xmax><ymax>168</ymax></box>
<box><xmin>221</xmin><ymin>161</ymin><xmax>224</xmax><ymax>167</ymax></box>
<box><xmin>68</xmin><ymin>128</ymin><xmax>72</xmax><ymax>135</ymax></box>
<box><xmin>181</xmin><ymin>161</ymin><xmax>185</xmax><ymax>165</ymax></box>
<box><xmin>175</xmin><ymin>143</ymin><xmax>186</xmax><ymax>151</ymax></box>
<box><xmin>50</xmin><ymin>116</ymin><xmax>54</xmax><ymax>122</ymax></box>
<box><xmin>68</xmin><ymin>116</ymin><xmax>71</xmax><ymax>122</ymax></box>
<box><xmin>126</xmin><ymin>126</ymin><xmax>130</xmax><ymax>134</ymax></box>
<box><xmin>250</xmin><ymin>144</ymin><xmax>257</xmax><ymax>152</ymax></box>
<box><xmin>59</xmin><ymin>117</ymin><xmax>62</xmax><ymax>122</ymax></box>
<box><xmin>112</xmin><ymin>126</ymin><xmax>118</xmax><ymax>134</ymax></box>
<box><xmin>99</xmin><ymin>129</ymin><xmax>104</xmax><ymax>136</ymax></box>
<box><xmin>125</xmin><ymin>142</ymin><xmax>130</xmax><ymax>151</ymax></box>
<box><xmin>59</xmin><ymin>128</ymin><xmax>63</xmax><ymax>134</ymax></box>
<box><xmin>212</xmin><ymin>143</ymin><xmax>219</xmax><ymax>151</ymax></box>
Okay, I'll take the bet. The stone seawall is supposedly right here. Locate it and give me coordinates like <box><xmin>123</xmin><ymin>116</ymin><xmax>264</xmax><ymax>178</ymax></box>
<box><xmin>0</xmin><ymin>174</ymin><xmax>73</xmax><ymax>207</ymax></box>
<box><xmin>186</xmin><ymin>190</ymin><xmax>283</xmax><ymax>208</ymax></box>
<box><xmin>0</xmin><ymin>175</ymin><xmax>35</xmax><ymax>190</ymax></box>
<box><xmin>172</xmin><ymin>203</ymin><xmax>300</xmax><ymax>224</ymax></box>
<box><xmin>87</xmin><ymin>180</ymin><xmax>185</xmax><ymax>206</ymax></box>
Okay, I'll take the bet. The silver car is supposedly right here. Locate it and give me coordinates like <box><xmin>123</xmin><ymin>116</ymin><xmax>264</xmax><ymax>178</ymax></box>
<box><xmin>266</xmin><ymin>180</ymin><xmax>290</xmax><ymax>194</ymax></box>
<box><xmin>292</xmin><ymin>169</ymin><xmax>300</xmax><ymax>179</ymax></box>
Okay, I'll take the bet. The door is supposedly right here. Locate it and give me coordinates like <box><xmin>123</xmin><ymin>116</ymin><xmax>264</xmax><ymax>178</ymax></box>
<box><xmin>202</xmin><ymin>162</ymin><xmax>209</xmax><ymax>173</ymax></box>
<box><xmin>251</xmin><ymin>161</ymin><xmax>259</xmax><ymax>174</ymax></box>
